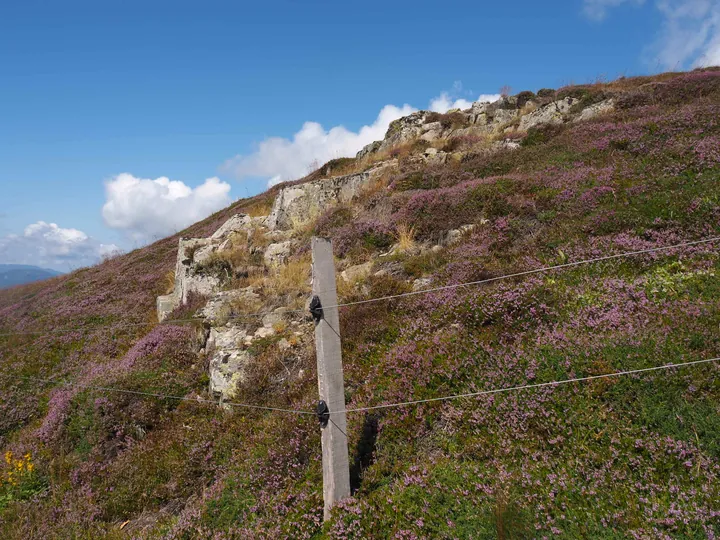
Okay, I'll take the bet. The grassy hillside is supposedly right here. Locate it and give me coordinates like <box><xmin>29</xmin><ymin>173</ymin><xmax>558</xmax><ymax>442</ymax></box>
<box><xmin>1</xmin><ymin>68</ymin><xmax>719</xmax><ymax>539</ymax></box>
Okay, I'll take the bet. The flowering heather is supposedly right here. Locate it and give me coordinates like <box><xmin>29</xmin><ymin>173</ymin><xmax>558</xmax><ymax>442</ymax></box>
<box><xmin>2</xmin><ymin>69</ymin><xmax>720</xmax><ymax>538</ymax></box>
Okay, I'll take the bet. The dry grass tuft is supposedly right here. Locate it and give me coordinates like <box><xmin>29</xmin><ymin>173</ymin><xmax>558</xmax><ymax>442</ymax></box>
<box><xmin>257</xmin><ymin>256</ymin><xmax>312</xmax><ymax>297</ymax></box>
<box><xmin>163</xmin><ymin>270</ymin><xmax>176</xmax><ymax>294</ymax></box>
<box><xmin>243</xmin><ymin>198</ymin><xmax>274</xmax><ymax>218</ymax></box>
<box><xmin>394</xmin><ymin>223</ymin><xmax>417</xmax><ymax>253</ymax></box>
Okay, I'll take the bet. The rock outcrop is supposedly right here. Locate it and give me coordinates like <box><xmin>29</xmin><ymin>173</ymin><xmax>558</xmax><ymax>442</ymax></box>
<box><xmin>157</xmin><ymin>213</ymin><xmax>312</xmax><ymax>400</ymax></box>
<box><xmin>266</xmin><ymin>162</ymin><xmax>393</xmax><ymax>230</ymax></box>
<box><xmin>355</xmin><ymin>93</ymin><xmax>615</xmax><ymax>161</ymax></box>
<box><xmin>156</xmin><ymin>215</ymin><xmax>258</xmax><ymax>322</ymax></box>
<box><xmin>156</xmin><ymin>86</ymin><xmax>620</xmax><ymax>401</ymax></box>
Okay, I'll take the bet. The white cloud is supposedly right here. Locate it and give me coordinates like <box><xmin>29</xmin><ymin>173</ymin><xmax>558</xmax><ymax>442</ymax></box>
<box><xmin>429</xmin><ymin>92</ymin><xmax>501</xmax><ymax>113</ymax></box>
<box><xmin>652</xmin><ymin>0</ymin><xmax>720</xmax><ymax>69</ymax></box>
<box><xmin>584</xmin><ymin>0</ymin><xmax>720</xmax><ymax>68</ymax></box>
<box><xmin>428</xmin><ymin>81</ymin><xmax>500</xmax><ymax>113</ymax></box>
<box><xmin>102</xmin><ymin>174</ymin><xmax>232</xmax><ymax>240</ymax></box>
<box><xmin>222</xmin><ymin>104</ymin><xmax>416</xmax><ymax>187</ymax></box>
<box><xmin>0</xmin><ymin>221</ymin><xmax>117</xmax><ymax>271</ymax></box>
<box><xmin>429</xmin><ymin>93</ymin><xmax>474</xmax><ymax>113</ymax></box>
<box><xmin>582</xmin><ymin>0</ymin><xmax>645</xmax><ymax>21</ymax></box>
<box><xmin>222</xmin><ymin>84</ymin><xmax>503</xmax><ymax>188</ymax></box>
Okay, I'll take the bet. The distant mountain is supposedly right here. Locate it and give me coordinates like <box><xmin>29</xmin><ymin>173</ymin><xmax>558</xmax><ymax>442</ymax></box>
<box><xmin>0</xmin><ymin>264</ymin><xmax>63</xmax><ymax>288</ymax></box>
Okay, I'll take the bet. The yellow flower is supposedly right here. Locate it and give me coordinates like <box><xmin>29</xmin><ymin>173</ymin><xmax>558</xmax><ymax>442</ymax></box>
<box><xmin>4</xmin><ymin>451</ymin><xmax>12</xmax><ymax>465</ymax></box>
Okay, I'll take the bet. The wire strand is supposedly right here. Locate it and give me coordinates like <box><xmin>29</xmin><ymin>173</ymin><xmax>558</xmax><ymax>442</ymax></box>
<box><xmin>326</xmin><ymin>235</ymin><xmax>720</xmax><ymax>310</ymax></box>
<box><xmin>1</xmin><ymin>373</ymin><xmax>315</xmax><ymax>416</ymax></box>
<box><xmin>335</xmin><ymin>356</ymin><xmax>720</xmax><ymax>414</ymax></box>
<box><xmin>1</xmin><ymin>235</ymin><xmax>718</xmax><ymax>339</ymax></box>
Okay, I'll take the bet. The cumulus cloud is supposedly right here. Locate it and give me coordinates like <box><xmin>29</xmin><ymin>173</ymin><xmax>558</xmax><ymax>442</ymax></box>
<box><xmin>652</xmin><ymin>0</ymin><xmax>720</xmax><ymax>68</ymax></box>
<box><xmin>429</xmin><ymin>92</ymin><xmax>501</xmax><ymax>113</ymax></box>
<box><xmin>429</xmin><ymin>93</ymin><xmax>474</xmax><ymax>113</ymax></box>
<box><xmin>0</xmin><ymin>221</ymin><xmax>118</xmax><ymax>271</ymax></box>
<box><xmin>102</xmin><ymin>174</ymin><xmax>232</xmax><ymax>239</ymax></box>
<box><xmin>223</xmin><ymin>83</ymin><xmax>502</xmax><ymax>188</ymax></box>
<box><xmin>428</xmin><ymin>80</ymin><xmax>500</xmax><ymax>113</ymax></box>
<box><xmin>583</xmin><ymin>0</ymin><xmax>720</xmax><ymax>68</ymax></box>
<box><xmin>221</xmin><ymin>104</ymin><xmax>416</xmax><ymax>187</ymax></box>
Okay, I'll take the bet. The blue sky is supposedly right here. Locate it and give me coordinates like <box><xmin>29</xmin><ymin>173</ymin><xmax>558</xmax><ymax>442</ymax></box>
<box><xmin>1</xmin><ymin>0</ymin><xmax>718</xmax><ymax>271</ymax></box>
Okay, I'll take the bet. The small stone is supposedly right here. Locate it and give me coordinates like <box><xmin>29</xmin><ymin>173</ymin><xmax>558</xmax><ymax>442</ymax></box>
<box><xmin>341</xmin><ymin>261</ymin><xmax>374</xmax><ymax>283</ymax></box>
<box><xmin>262</xmin><ymin>311</ymin><xmax>284</xmax><ymax>329</ymax></box>
<box><xmin>254</xmin><ymin>327</ymin><xmax>275</xmax><ymax>339</ymax></box>
<box><xmin>412</xmin><ymin>278</ymin><xmax>432</xmax><ymax>291</ymax></box>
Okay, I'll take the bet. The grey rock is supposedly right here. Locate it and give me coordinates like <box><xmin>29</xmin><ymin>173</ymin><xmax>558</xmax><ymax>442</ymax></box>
<box><xmin>491</xmin><ymin>108</ymin><xmax>519</xmax><ymax>126</ymax></box>
<box><xmin>356</xmin><ymin>140</ymin><xmax>382</xmax><ymax>160</ymax></box>
<box><xmin>377</xmin><ymin>111</ymin><xmax>429</xmax><ymax>153</ymax></box>
<box><xmin>211</xmin><ymin>214</ymin><xmax>253</xmax><ymax>239</ymax></box>
<box><xmin>209</xmin><ymin>349</ymin><xmax>250</xmax><ymax>398</ymax></box>
<box><xmin>445</xmin><ymin>224</ymin><xmax>476</xmax><ymax>245</ymax></box>
<box><xmin>412</xmin><ymin>278</ymin><xmax>433</xmax><ymax>291</ymax></box>
<box><xmin>519</xmin><ymin>97</ymin><xmax>575</xmax><ymax>131</ymax></box>
<box><xmin>493</xmin><ymin>139</ymin><xmax>521</xmax><ymax>151</ymax></box>
<box><xmin>426</xmin><ymin>151</ymin><xmax>448</xmax><ymax>166</ymax></box>
<box><xmin>574</xmin><ymin>99</ymin><xmax>614</xmax><ymax>122</ymax></box>
<box><xmin>263</xmin><ymin>240</ymin><xmax>294</xmax><ymax>266</ymax></box>
<box><xmin>198</xmin><ymin>288</ymin><xmax>260</xmax><ymax>324</ymax></box>
<box><xmin>262</xmin><ymin>311</ymin><xmax>285</xmax><ymax>329</ymax></box>
<box><xmin>207</xmin><ymin>326</ymin><xmax>247</xmax><ymax>351</ymax></box>
<box><xmin>340</xmin><ymin>261</ymin><xmax>374</xmax><ymax>283</ymax></box>
<box><xmin>266</xmin><ymin>162</ymin><xmax>393</xmax><ymax>230</ymax></box>
<box><xmin>156</xmin><ymin>294</ymin><xmax>180</xmax><ymax>322</ymax></box>
<box><xmin>193</xmin><ymin>243</ymin><xmax>218</xmax><ymax>265</ymax></box>
<box><xmin>254</xmin><ymin>326</ymin><xmax>275</xmax><ymax>339</ymax></box>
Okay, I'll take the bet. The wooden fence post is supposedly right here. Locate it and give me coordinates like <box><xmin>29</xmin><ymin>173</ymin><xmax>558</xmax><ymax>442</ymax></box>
<box><xmin>311</xmin><ymin>237</ymin><xmax>351</xmax><ymax>521</ymax></box>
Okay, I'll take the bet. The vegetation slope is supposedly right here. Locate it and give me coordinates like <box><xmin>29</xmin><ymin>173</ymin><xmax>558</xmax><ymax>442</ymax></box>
<box><xmin>1</xmin><ymin>68</ymin><xmax>719</xmax><ymax>539</ymax></box>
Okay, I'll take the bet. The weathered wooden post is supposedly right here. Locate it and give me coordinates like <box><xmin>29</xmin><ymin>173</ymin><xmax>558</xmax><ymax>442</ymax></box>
<box><xmin>310</xmin><ymin>237</ymin><xmax>351</xmax><ymax>521</ymax></box>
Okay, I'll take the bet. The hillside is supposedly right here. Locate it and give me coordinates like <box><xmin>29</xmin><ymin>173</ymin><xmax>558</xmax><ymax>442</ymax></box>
<box><xmin>0</xmin><ymin>265</ymin><xmax>63</xmax><ymax>289</ymax></box>
<box><xmin>1</xmin><ymin>68</ymin><xmax>719</xmax><ymax>539</ymax></box>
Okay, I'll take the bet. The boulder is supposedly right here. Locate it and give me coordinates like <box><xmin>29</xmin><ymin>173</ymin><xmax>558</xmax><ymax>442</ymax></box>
<box><xmin>420</xmin><ymin>121</ymin><xmax>444</xmax><ymax>142</ymax></box>
<box><xmin>470</xmin><ymin>102</ymin><xmax>490</xmax><ymax>125</ymax></box>
<box><xmin>377</xmin><ymin>111</ymin><xmax>429</xmax><ymax>152</ymax></box>
<box><xmin>519</xmin><ymin>97</ymin><xmax>575</xmax><ymax>131</ymax></box>
<box><xmin>211</xmin><ymin>214</ymin><xmax>253</xmax><ymax>239</ymax></box>
<box><xmin>574</xmin><ymin>99</ymin><xmax>614</xmax><ymax>122</ymax></box>
<box><xmin>207</xmin><ymin>326</ymin><xmax>247</xmax><ymax>351</ymax></box>
<box><xmin>266</xmin><ymin>163</ymin><xmax>393</xmax><ymax>230</ymax></box>
<box><xmin>198</xmin><ymin>288</ymin><xmax>260</xmax><ymax>325</ymax></box>
<box><xmin>263</xmin><ymin>240</ymin><xmax>294</xmax><ymax>266</ymax></box>
<box><xmin>209</xmin><ymin>349</ymin><xmax>250</xmax><ymax>398</ymax></box>
<box><xmin>491</xmin><ymin>108</ymin><xmax>519</xmax><ymax>126</ymax></box>
<box><xmin>156</xmin><ymin>294</ymin><xmax>180</xmax><ymax>322</ymax></box>
<box><xmin>193</xmin><ymin>243</ymin><xmax>218</xmax><ymax>265</ymax></box>
<box><xmin>356</xmin><ymin>140</ymin><xmax>382</xmax><ymax>160</ymax></box>
<box><xmin>341</xmin><ymin>261</ymin><xmax>374</xmax><ymax>283</ymax></box>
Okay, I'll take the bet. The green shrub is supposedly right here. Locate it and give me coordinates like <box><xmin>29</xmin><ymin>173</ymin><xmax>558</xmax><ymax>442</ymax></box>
<box><xmin>516</xmin><ymin>90</ymin><xmax>536</xmax><ymax>107</ymax></box>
